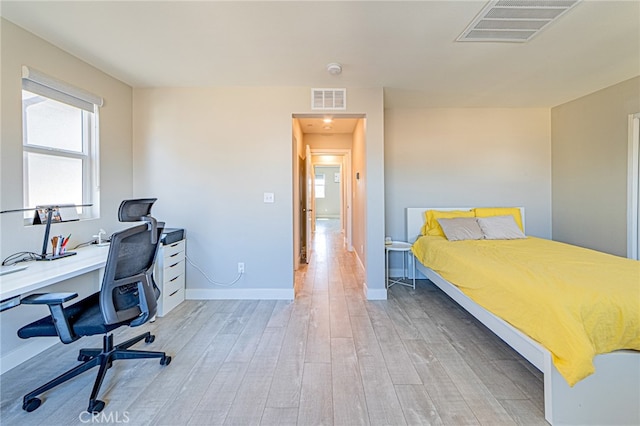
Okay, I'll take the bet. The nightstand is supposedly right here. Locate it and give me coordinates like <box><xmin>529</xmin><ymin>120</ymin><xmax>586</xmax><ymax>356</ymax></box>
<box><xmin>385</xmin><ymin>241</ymin><xmax>416</xmax><ymax>289</ymax></box>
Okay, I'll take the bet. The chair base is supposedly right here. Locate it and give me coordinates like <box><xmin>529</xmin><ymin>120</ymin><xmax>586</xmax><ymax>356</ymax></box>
<box><xmin>22</xmin><ymin>331</ymin><xmax>171</xmax><ymax>414</ymax></box>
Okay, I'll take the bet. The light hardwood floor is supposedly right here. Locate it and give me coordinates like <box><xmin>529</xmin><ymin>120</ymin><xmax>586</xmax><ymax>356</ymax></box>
<box><xmin>0</xmin><ymin>219</ymin><xmax>547</xmax><ymax>425</ymax></box>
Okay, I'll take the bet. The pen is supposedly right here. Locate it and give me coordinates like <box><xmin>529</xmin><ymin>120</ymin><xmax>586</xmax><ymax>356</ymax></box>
<box><xmin>61</xmin><ymin>234</ymin><xmax>70</xmax><ymax>254</ymax></box>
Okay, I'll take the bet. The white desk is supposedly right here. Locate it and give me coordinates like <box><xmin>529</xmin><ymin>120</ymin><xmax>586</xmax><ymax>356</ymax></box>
<box><xmin>0</xmin><ymin>245</ymin><xmax>110</xmax><ymax>306</ymax></box>
<box><xmin>0</xmin><ymin>245</ymin><xmax>110</xmax><ymax>374</ymax></box>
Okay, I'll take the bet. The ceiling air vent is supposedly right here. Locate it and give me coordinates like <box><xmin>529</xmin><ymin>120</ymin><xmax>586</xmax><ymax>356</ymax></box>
<box><xmin>311</xmin><ymin>88</ymin><xmax>346</xmax><ymax>110</ymax></box>
<box><xmin>457</xmin><ymin>0</ymin><xmax>580</xmax><ymax>43</ymax></box>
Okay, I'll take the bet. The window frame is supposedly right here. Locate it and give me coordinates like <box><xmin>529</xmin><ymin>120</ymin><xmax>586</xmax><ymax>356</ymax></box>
<box><xmin>315</xmin><ymin>173</ymin><xmax>326</xmax><ymax>199</ymax></box>
<box><xmin>20</xmin><ymin>66</ymin><xmax>102</xmax><ymax>223</ymax></box>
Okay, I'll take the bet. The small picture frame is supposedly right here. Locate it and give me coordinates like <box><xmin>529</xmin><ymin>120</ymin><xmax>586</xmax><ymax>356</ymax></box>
<box><xmin>33</xmin><ymin>207</ymin><xmax>61</xmax><ymax>225</ymax></box>
<box><xmin>33</xmin><ymin>206</ymin><xmax>79</xmax><ymax>225</ymax></box>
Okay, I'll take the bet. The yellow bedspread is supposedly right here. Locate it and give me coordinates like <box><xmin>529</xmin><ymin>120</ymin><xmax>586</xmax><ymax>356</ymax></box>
<box><xmin>412</xmin><ymin>236</ymin><xmax>640</xmax><ymax>386</ymax></box>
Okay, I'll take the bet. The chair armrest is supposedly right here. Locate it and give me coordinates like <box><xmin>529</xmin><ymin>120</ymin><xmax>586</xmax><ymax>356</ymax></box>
<box><xmin>20</xmin><ymin>292</ymin><xmax>78</xmax><ymax>344</ymax></box>
<box><xmin>21</xmin><ymin>292</ymin><xmax>78</xmax><ymax>305</ymax></box>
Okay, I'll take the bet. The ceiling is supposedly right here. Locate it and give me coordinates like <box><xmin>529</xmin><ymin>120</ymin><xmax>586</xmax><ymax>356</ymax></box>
<box><xmin>297</xmin><ymin>117</ymin><xmax>359</xmax><ymax>135</ymax></box>
<box><xmin>1</xmin><ymin>1</ymin><xmax>639</xmax><ymax>108</ymax></box>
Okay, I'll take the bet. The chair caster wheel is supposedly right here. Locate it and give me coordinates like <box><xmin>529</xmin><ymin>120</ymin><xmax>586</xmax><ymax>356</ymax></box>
<box><xmin>23</xmin><ymin>397</ymin><xmax>41</xmax><ymax>412</ymax></box>
<box><xmin>160</xmin><ymin>355</ymin><xmax>171</xmax><ymax>366</ymax></box>
<box><xmin>88</xmin><ymin>400</ymin><xmax>105</xmax><ymax>414</ymax></box>
<box><xmin>145</xmin><ymin>334</ymin><xmax>155</xmax><ymax>344</ymax></box>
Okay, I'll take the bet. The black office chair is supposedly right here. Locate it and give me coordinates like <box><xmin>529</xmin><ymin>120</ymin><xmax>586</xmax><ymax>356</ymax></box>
<box><xmin>17</xmin><ymin>199</ymin><xmax>172</xmax><ymax>414</ymax></box>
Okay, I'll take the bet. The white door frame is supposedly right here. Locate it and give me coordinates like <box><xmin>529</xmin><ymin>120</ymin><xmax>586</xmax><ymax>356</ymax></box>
<box><xmin>627</xmin><ymin>113</ymin><xmax>640</xmax><ymax>259</ymax></box>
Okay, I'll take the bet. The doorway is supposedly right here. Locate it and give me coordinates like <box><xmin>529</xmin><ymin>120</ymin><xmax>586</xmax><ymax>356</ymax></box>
<box><xmin>292</xmin><ymin>115</ymin><xmax>360</xmax><ymax>271</ymax></box>
<box><xmin>311</xmin><ymin>150</ymin><xmax>352</xmax><ymax>252</ymax></box>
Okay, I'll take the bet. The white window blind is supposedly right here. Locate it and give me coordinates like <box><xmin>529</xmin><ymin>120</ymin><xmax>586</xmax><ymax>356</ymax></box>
<box><xmin>21</xmin><ymin>65</ymin><xmax>103</xmax><ymax>112</ymax></box>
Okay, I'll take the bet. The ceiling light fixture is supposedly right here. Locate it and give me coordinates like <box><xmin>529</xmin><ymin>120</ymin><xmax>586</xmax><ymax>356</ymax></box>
<box><xmin>326</xmin><ymin>63</ymin><xmax>342</xmax><ymax>75</ymax></box>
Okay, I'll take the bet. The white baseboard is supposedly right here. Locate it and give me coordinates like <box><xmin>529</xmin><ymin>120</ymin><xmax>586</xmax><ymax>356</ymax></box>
<box><xmin>1</xmin><ymin>337</ymin><xmax>58</xmax><ymax>375</ymax></box>
<box><xmin>364</xmin><ymin>283</ymin><xmax>387</xmax><ymax>300</ymax></box>
<box><xmin>186</xmin><ymin>288</ymin><xmax>294</xmax><ymax>300</ymax></box>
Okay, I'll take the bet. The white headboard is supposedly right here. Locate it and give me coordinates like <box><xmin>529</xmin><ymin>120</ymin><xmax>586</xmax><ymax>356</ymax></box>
<box><xmin>405</xmin><ymin>207</ymin><xmax>526</xmax><ymax>243</ymax></box>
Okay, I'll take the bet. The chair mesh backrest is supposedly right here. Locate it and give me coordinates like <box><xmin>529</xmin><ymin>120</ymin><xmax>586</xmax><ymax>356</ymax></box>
<box><xmin>118</xmin><ymin>198</ymin><xmax>157</xmax><ymax>222</ymax></box>
<box><xmin>100</xmin><ymin>199</ymin><xmax>163</xmax><ymax>325</ymax></box>
<box><xmin>112</xmin><ymin>226</ymin><xmax>161</xmax><ymax>281</ymax></box>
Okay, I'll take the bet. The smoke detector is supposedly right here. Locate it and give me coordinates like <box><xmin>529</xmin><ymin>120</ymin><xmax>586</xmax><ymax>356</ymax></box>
<box><xmin>326</xmin><ymin>63</ymin><xmax>342</xmax><ymax>75</ymax></box>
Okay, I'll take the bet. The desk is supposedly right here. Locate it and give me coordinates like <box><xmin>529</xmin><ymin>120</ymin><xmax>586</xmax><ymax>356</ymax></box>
<box><xmin>0</xmin><ymin>245</ymin><xmax>110</xmax><ymax>374</ymax></box>
<box><xmin>0</xmin><ymin>245</ymin><xmax>110</xmax><ymax>308</ymax></box>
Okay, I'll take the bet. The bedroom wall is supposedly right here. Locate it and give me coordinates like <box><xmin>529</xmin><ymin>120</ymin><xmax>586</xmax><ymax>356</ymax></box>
<box><xmin>133</xmin><ymin>88</ymin><xmax>385</xmax><ymax>299</ymax></box>
<box><xmin>551</xmin><ymin>76</ymin><xmax>640</xmax><ymax>257</ymax></box>
<box><xmin>384</xmin><ymin>108</ymin><xmax>552</xmax><ymax>241</ymax></box>
<box><xmin>0</xmin><ymin>19</ymin><xmax>134</xmax><ymax>373</ymax></box>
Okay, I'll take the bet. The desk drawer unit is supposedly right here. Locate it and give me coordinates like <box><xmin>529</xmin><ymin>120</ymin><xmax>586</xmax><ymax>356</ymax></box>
<box><xmin>155</xmin><ymin>239</ymin><xmax>186</xmax><ymax>317</ymax></box>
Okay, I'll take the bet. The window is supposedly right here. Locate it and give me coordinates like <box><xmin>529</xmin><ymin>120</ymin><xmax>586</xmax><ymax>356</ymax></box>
<box><xmin>315</xmin><ymin>173</ymin><xmax>325</xmax><ymax>199</ymax></box>
<box><xmin>21</xmin><ymin>66</ymin><xmax>102</xmax><ymax>221</ymax></box>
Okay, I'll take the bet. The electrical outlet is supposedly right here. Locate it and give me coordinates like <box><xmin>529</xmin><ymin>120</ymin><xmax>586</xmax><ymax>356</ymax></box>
<box><xmin>238</xmin><ymin>262</ymin><xmax>245</xmax><ymax>273</ymax></box>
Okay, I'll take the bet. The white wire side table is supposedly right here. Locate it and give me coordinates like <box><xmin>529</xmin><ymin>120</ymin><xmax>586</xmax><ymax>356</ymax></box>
<box><xmin>385</xmin><ymin>241</ymin><xmax>416</xmax><ymax>289</ymax></box>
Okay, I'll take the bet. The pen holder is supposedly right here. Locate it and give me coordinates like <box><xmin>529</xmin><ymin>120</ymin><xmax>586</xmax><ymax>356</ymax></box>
<box><xmin>51</xmin><ymin>235</ymin><xmax>68</xmax><ymax>256</ymax></box>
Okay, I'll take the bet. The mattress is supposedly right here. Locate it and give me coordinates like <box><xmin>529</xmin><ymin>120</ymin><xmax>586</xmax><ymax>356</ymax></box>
<box><xmin>411</xmin><ymin>235</ymin><xmax>640</xmax><ymax>386</ymax></box>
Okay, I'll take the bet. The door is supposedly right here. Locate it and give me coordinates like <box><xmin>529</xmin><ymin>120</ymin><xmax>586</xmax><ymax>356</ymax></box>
<box><xmin>305</xmin><ymin>145</ymin><xmax>313</xmax><ymax>261</ymax></box>
<box><xmin>299</xmin><ymin>155</ymin><xmax>307</xmax><ymax>264</ymax></box>
<box><xmin>298</xmin><ymin>145</ymin><xmax>314</xmax><ymax>264</ymax></box>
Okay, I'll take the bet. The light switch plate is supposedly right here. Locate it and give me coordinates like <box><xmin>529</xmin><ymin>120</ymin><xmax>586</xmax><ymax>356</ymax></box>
<box><xmin>264</xmin><ymin>192</ymin><xmax>275</xmax><ymax>203</ymax></box>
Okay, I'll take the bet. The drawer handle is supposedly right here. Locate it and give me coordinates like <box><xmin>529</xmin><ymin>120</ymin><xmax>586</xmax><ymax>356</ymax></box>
<box><xmin>169</xmin><ymin>289</ymin><xmax>179</xmax><ymax>297</ymax></box>
<box><xmin>170</xmin><ymin>253</ymin><xmax>180</xmax><ymax>258</ymax></box>
<box><xmin>169</xmin><ymin>262</ymin><xmax>180</xmax><ymax>268</ymax></box>
<box><xmin>169</xmin><ymin>276</ymin><xmax>179</xmax><ymax>282</ymax></box>
<box><xmin>170</xmin><ymin>243</ymin><xmax>180</xmax><ymax>248</ymax></box>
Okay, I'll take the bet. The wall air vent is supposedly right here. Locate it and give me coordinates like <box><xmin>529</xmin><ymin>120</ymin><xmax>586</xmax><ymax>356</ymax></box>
<box><xmin>311</xmin><ymin>88</ymin><xmax>346</xmax><ymax>110</ymax></box>
<box><xmin>457</xmin><ymin>0</ymin><xmax>580</xmax><ymax>43</ymax></box>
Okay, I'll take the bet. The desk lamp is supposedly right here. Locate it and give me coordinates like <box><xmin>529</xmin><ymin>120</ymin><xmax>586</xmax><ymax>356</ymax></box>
<box><xmin>0</xmin><ymin>204</ymin><xmax>91</xmax><ymax>261</ymax></box>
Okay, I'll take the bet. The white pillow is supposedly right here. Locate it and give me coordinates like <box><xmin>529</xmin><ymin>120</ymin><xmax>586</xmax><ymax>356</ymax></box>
<box><xmin>437</xmin><ymin>217</ymin><xmax>484</xmax><ymax>241</ymax></box>
<box><xmin>477</xmin><ymin>215</ymin><xmax>526</xmax><ymax>240</ymax></box>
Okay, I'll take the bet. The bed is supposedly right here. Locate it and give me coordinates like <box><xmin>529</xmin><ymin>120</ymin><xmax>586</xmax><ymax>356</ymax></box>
<box><xmin>405</xmin><ymin>207</ymin><xmax>640</xmax><ymax>426</ymax></box>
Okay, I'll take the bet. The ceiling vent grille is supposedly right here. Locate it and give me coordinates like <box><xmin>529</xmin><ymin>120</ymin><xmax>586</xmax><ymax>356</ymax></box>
<box><xmin>457</xmin><ymin>0</ymin><xmax>580</xmax><ymax>43</ymax></box>
<box><xmin>311</xmin><ymin>88</ymin><xmax>346</xmax><ymax>110</ymax></box>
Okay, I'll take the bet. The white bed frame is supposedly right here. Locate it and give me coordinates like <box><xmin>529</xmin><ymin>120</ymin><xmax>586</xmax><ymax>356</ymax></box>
<box><xmin>406</xmin><ymin>208</ymin><xmax>640</xmax><ymax>426</ymax></box>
